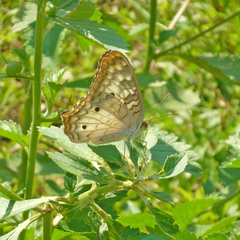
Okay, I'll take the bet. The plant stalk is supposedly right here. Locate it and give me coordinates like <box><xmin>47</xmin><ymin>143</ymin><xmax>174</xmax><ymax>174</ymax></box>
<box><xmin>144</xmin><ymin>0</ymin><xmax>157</xmax><ymax>73</ymax></box>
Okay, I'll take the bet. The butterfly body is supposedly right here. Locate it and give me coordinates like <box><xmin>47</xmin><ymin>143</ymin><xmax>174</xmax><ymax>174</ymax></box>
<box><xmin>61</xmin><ymin>50</ymin><xmax>148</xmax><ymax>144</ymax></box>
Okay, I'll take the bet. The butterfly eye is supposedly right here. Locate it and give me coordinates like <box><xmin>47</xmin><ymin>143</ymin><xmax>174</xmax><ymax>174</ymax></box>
<box><xmin>95</xmin><ymin>107</ymin><xmax>100</xmax><ymax>112</ymax></box>
<box><xmin>82</xmin><ymin>125</ymin><xmax>87</xmax><ymax>129</ymax></box>
<box><xmin>111</xmin><ymin>93</ymin><xmax>115</xmax><ymax>96</ymax></box>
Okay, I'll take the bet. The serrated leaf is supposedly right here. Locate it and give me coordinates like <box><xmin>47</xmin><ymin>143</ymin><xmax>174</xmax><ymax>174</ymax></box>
<box><xmin>39</xmin><ymin>126</ymin><xmax>101</xmax><ymax>161</ymax></box>
<box><xmin>42</xmin><ymin>68</ymin><xmax>68</xmax><ymax>112</ymax></box>
<box><xmin>185</xmin><ymin>161</ymin><xmax>203</xmax><ymax>177</ymax></box>
<box><xmin>149</xmin><ymin>191</ymin><xmax>173</xmax><ymax>204</ymax></box>
<box><xmin>57</xmin><ymin>0</ymin><xmax>83</xmax><ymax>18</ymax></box>
<box><xmin>68</xmin><ymin>0</ymin><xmax>98</xmax><ymax>20</ymax></box>
<box><xmin>0</xmin><ymin>120</ymin><xmax>29</xmax><ymax>153</ymax></box>
<box><xmin>89</xmin><ymin>144</ymin><xmax>123</xmax><ymax>167</ymax></box>
<box><xmin>136</xmin><ymin>189</ymin><xmax>177</xmax><ymax>238</ymax></box>
<box><xmin>52</xmin><ymin>16</ymin><xmax>129</xmax><ymax>52</ymax></box>
<box><xmin>46</xmin><ymin>151</ymin><xmax>110</xmax><ymax>183</ymax></box>
<box><xmin>58</xmin><ymin>209</ymin><xmax>93</xmax><ymax>233</ymax></box>
<box><xmin>150</xmin><ymin>130</ymin><xmax>191</xmax><ymax>163</ymax></box>
<box><xmin>160</xmin><ymin>152</ymin><xmax>191</xmax><ymax>178</ymax></box>
<box><xmin>0</xmin><ymin>197</ymin><xmax>50</xmax><ymax>220</ymax></box>
<box><xmin>172</xmin><ymin>198</ymin><xmax>223</xmax><ymax>229</ymax></box>
<box><xmin>173</xmin><ymin>229</ymin><xmax>197</xmax><ymax>240</ymax></box>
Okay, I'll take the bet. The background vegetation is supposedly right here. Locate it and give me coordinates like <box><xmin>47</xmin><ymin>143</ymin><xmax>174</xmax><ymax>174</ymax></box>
<box><xmin>0</xmin><ymin>0</ymin><xmax>240</xmax><ymax>239</ymax></box>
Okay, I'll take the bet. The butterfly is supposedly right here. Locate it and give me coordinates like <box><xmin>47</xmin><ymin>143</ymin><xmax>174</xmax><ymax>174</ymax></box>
<box><xmin>61</xmin><ymin>50</ymin><xmax>149</xmax><ymax>144</ymax></box>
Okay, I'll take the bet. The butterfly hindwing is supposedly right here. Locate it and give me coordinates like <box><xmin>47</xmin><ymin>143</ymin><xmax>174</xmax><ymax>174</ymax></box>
<box><xmin>61</xmin><ymin>50</ymin><xmax>146</xmax><ymax>144</ymax></box>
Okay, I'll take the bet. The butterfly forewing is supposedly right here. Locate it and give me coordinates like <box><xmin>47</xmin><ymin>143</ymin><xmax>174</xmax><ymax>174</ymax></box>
<box><xmin>61</xmin><ymin>50</ymin><xmax>146</xmax><ymax>144</ymax></box>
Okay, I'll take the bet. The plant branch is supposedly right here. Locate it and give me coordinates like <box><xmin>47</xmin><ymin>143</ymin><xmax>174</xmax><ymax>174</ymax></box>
<box><xmin>144</xmin><ymin>0</ymin><xmax>157</xmax><ymax>73</ymax></box>
<box><xmin>154</xmin><ymin>9</ymin><xmax>240</xmax><ymax>59</ymax></box>
<box><xmin>23</xmin><ymin>0</ymin><xmax>44</xmax><ymax>223</ymax></box>
<box><xmin>168</xmin><ymin>0</ymin><xmax>190</xmax><ymax>30</ymax></box>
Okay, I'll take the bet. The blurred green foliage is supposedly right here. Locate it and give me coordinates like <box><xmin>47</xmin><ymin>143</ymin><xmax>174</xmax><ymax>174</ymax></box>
<box><xmin>1</xmin><ymin>0</ymin><xmax>240</xmax><ymax>239</ymax></box>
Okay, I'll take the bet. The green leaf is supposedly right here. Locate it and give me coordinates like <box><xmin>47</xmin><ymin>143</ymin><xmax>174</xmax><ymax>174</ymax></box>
<box><xmin>149</xmin><ymin>130</ymin><xmax>191</xmax><ymax>163</ymax></box>
<box><xmin>185</xmin><ymin>161</ymin><xmax>203</xmax><ymax>177</ymax></box>
<box><xmin>65</xmin><ymin>76</ymin><xmax>93</xmax><ymax>89</ymax></box>
<box><xmin>202</xmin><ymin>216</ymin><xmax>238</xmax><ymax>236</ymax></box>
<box><xmin>204</xmin><ymin>232</ymin><xmax>229</xmax><ymax>240</ymax></box>
<box><xmin>200</xmin><ymin>55</ymin><xmax>240</xmax><ymax>85</ymax></box>
<box><xmin>57</xmin><ymin>208</ymin><xmax>93</xmax><ymax>233</ymax></box>
<box><xmin>65</xmin><ymin>73</ymin><xmax>163</xmax><ymax>90</ymax></box>
<box><xmin>151</xmin><ymin>78</ymin><xmax>200</xmax><ymax>111</ymax></box>
<box><xmin>12</xmin><ymin>48</ymin><xmax>31</xmax><ymax>73</ymax></box>
<box><xmin>68</xmin><ymin>0</ymin><xmax>98</xmax><ymax>20</ymax></box>
<box><xmin>177</xmin><ymin>54</ymin><xmax>240</xmax><ymax>86</ymax></box>
<box><xmin>126</xmin><ymin>232</ymin><xmax>167</xmax><ymax>240</ymax></box>
<box><xmin>148</xmin><ymin>191</ymin><xmax>173</xmax><ymax>204</ymax></box>
<box><xmin>89</xmin><ymin>144</ymin><xmax>123</xmax><ymax>167</ymax></box>
<box><xmin>173</xmin><ymin>229</ymin><xmax>197</xmax><ymax>240</ymax></box>
<box><xmin>0</xmin><ymin>217</ymin><xmax>33</xmax><ymax>240</ymax></box>
<box><xmin>0</xmin><ymin>197</ymin><xmax>50</xmax><ymax>220</ymax></box>
<box><xmin>117</xmin><ymin>213</ymin><xmax>157</xmax><ymax>229</ymax></box>
<box><xmin>135</xmin><ymin>189</ymin><xmax>177</xmax><ymax>238</ymax></box>
<box><xmin>130</xmin><ymin>140</ymin><xmax>152</xmax><ymax>172</ymax></box>
<box><xmin>160</xmin><ymin>152</ymin><xmax>192</xmax><ymax>178</ymax></box>
<box><xmin>42</xmin><ymin>68</ymin><xmax>68</xmax><ymax>113</ymax></box>
<box><xmin>22</xmin><ymin>22</ymin><xmax>35</xmax><ymax>54</ymax></box>
<box><xmin>46</xmin><ymin>151</ymin><xmax>110</xmax><ymax>183</ymax></box>
<box><xmin>129</xmin><ymin>23</ymin><xmax>149</xmax><ymax>36</ymax></box>
<box><xmin>172</xmin><ymin>198</ymin><xmax>223</xmax><ymax>229</ymax></box>
<box><xmin>158</xmin><ymin>30</ymin><xmax>178</xmax><ymax>45</ymax></box>
<box><xmin>12</xmin><ymin>2</ymin><xmax>37</xmax><ymax>32</ymax></box>
<box><xmin>42</xmin><ymin>24</ymin><xmax>65</xmax><ymax>71</ymax></box>
<box><xmin>39</xmin><ymin>126</ymin><xmax>100</xmax><ymax>160</ymax></box>
<box><xmin>0</xmin><ymin>120</ymin><xmax>29</xmax><ymax>154</ymax></box>
<box><xmin>53</xmin><ymin>16</ymin><xmax>129</xmax><ymax>52</ymax></box>
<box><xmin>221</xmin><ymin>132</ymin><xmax>240</xmax><ymax>168</ymax></box>
<box><xmin>57</xmin><ymin>0</ymin><xmax>84</xmax><ymax>18</ymax></box>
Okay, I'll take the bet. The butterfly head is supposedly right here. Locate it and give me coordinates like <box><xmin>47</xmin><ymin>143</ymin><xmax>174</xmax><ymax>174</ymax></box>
<box><xmin>137</xmin><ymin>120</ymin><xmax>150</xmax><ymax>137</ymax></box>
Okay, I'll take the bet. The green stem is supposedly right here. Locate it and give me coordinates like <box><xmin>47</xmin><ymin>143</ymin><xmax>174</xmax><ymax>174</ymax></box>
<box><xmin>0</xmin><ymin>184</ymin><xmax>23</xmax><ymax>200</ymax></box>
<box><xmin>19</xmin><ymin>82</ymin><xmax>32</xmax><ymax>186</ymax></box>
<box><xmin>23</xmin><ymin>0</ymin><xmax>44</xmax><ymax>214</ymax></box>
<box><xmin>42</xmin><ymin>209</ymin><xmax>53</xmax><ymax>240</ymax></box>
<box><xmin>144</xmin><ymin>0</ymin><xmax>157</xmax><ymax>73</ymax></box>
<box><xmin>90</xmin><ymin>202</ymin><xmax>122</xmax><ymax>240</ymax></box>
<box><xmin>154</xmin><ymin>9</ymin><xmax>240</xmax><ymax>59</ymax></box>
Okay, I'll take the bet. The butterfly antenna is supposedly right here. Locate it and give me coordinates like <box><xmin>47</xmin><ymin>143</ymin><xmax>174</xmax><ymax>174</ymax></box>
<box><xmin>146</xmin><ymin>93</ymin><xmax>170</xmax><ymax>121</ymax></box>
<box><xmin>148</xmin><ymin>112</ymin><xmax>178</xmax><ymax>122</ymax></box>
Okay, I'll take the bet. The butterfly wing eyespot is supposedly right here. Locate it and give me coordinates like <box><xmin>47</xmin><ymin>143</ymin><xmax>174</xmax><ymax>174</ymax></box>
<box><xmin>61</xmin><ymin>50</ymin><xmax>146</xmax><ymax>144</ymax></box>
